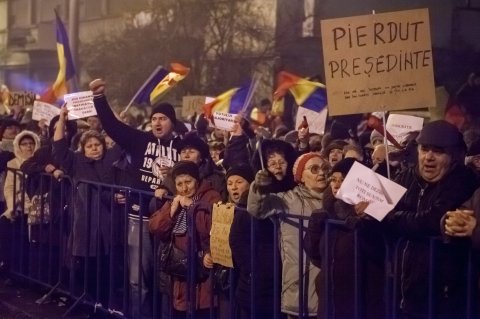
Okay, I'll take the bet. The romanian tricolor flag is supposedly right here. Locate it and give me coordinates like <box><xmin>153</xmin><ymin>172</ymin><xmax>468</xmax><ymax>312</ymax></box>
<box><xmin>273</xmin><ymin>71</ymin><xmax>327</xmax><ymax>114</ymax></box>
<box><xmin>132</xmin><ymin>63</ymin><xmax>190</xmax><ymax>106</ymax></box>
<box><xmin>203</xmin><ymin>83</ymin><xmax>251</xmax><ymax>119</ymax></box>
<box><xmin>39</xmin><ymin>11</ymin><xmax>76</xmax><ymax>104</ymax></box>
<box><xmin>249</xmin><ymin>107</ymin><xmax>267</xmax><ymax>125</ymax></box>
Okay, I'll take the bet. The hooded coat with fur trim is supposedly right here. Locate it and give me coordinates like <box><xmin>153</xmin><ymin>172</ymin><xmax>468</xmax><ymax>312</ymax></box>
<box><xmin>2</xmin><ymin>131</ymin><xmax>40</xmax><ymax>219</ymax></box>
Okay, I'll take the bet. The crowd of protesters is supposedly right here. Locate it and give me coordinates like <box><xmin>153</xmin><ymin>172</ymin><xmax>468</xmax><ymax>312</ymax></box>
<box><xmin>0</xmin><ymin>73</ymin><xmax>478</xmax><ymax>319</ymax></box>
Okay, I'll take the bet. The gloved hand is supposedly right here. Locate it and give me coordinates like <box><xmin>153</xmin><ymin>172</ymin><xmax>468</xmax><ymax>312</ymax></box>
<box><xmin>255</xmin><ymin>169</ymin><xmax>272</xmax><ymax>188</ymax></box>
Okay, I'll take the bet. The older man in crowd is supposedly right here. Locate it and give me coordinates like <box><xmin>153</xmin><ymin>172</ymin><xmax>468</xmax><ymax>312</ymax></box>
<box><xmin>383</xmin><ymin>120</ymin><xmax>479</xmax><ymax>319</ymax></box>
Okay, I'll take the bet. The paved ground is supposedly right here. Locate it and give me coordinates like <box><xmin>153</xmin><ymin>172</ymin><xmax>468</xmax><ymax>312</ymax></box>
<box><xmin>0</xmin><ymin>274</ymin><xmax>112</xmax><ymax>319</ymax></box>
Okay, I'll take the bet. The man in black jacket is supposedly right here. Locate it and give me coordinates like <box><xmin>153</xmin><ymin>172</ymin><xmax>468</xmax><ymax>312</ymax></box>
<box><xmin>90</xmin><ymin>79</ymin><xmax>182</xmax><ymax>319</ymax></box>
<box><xmin>384</xmin><ymin>120</ymin><xmax>479</xmax><ymax>319</ymax></box>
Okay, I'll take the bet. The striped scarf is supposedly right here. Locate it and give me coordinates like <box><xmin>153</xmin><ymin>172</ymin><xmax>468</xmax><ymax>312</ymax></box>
<box><xmin>172</xmin><ymin>193</ymin><xmax>202</xmax><ymax>235</ymax></box>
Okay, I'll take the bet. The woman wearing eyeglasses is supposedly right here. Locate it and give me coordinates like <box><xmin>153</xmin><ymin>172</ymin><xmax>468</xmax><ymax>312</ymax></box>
<box><xmin>251</xmin><ymin>139</ymin><xmax>297</xmax><ymax>193</ymax></box>
<box><xmin>2</xmin><ymin>130</ymin><xmax>40</xmax><ymax>221</ymax></box>
<box><xmin>304</xmin><ymin>158</ymin><xmax>385</xmax><ymax>319</ymax></box>
<box><xmin>247</xmin><ymin>152</ymin><xmax>330</xmax><ymax>318</ymax></box>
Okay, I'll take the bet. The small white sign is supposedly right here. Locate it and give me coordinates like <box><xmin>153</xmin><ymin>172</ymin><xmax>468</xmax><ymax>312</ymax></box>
<box><xmin>205</xmin><ymin>96</ymin><xmax>215</xmax><ymax>104</ymax></box>
<box><xmin>212</xmin><ymin>112</ymin><xmax>236</xmax><ymax>131</ymax></box>
<box><xmin>184</xmin><ymin>123</ymin><xmax>192</xmax><ymax>131</ymax></box>
<box><xmin>32</xmin><ymin>101</ymin><xmax>60</xmax><ymax>125</ymax></box>
<box><xmin>295</xmin><ymin>106</ymin><xmax>328</xmax><ymax>135</ymax></box>
<box><xmin>386</xmin><ymin>114</ymin><xmax>424</xmax><ymax>145</ymax></box>
<box><xmin>335</xmin><ymin>161</ymin><xmax>407</xmax><ymax>221</ymax></box>
<box><xmin>64</xmin><ymin>91</ymin><xmax>97</xmax><ymax>120</ymax></box>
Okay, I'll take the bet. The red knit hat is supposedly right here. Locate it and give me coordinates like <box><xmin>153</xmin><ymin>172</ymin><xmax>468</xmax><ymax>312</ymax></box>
<box><xmin>292</xmin><ymin>152</ymin><xmax>323</xmax><ymax>183</ymax></box>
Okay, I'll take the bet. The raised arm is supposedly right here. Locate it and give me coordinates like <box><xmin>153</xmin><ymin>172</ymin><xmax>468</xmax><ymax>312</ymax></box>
<box><xmin>247</xmin><ymin>169</ymin><xmax>286</xmax><ymax>219</ymax></box>
<box><xmin>52</xmin><ymin>107</ymin><xmax>74</xmax><ymax>174</ymax></box>
<box><xmin>89</xmin><ymin>79</ymin><xmax>146</xmax><ymax>151</ymax></box>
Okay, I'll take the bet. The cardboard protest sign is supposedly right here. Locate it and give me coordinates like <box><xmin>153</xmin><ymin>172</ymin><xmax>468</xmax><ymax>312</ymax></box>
<box><xmin>335</xmin><ymin>161</ymin><xmax>406</xmax><ymax>221</ymax></box>
<box><xmin>6</xmin><ymin>91</ymin><xmax>36</xmax><ymax>108</ymax></box>
<box><xmin>295</xmin><ymin>106</ymin><xmax>328</xmax><ymax>135</ymax></box>
<box><xmin>321</xmin><ymin>8</ymin><xmax>436</xmax><ymax>115</ymax></box>
<box><xmin>386</xmin><ymin>114</ymin><xmax>424</xmax><ymax>145</ymax></box>
<box><xmin>212</xmin><ymin>112</ymin><xmax>236</xmax><ymax>131</ymax></box>
<box><xmin>182</xmin><ymin>96</ymin><xmax>208</xmax><ymax>118</ymax></box>
<box><xmin>32</xmin><ymin>101</ymin><xmax>60</xmax><ymax>125</ymax></box>
<box><xmin>210</xmin><ymin>203</ymin><xmax>235</xmax><ymax>268</ymax></box>
<box><xmin>64</xmin><ymin>91</ymin><xmax>97</xmax><ymax>120</ymax></box>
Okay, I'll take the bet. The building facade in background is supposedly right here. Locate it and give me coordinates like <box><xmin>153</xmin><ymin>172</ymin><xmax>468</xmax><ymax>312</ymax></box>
<box><xmin>0</xmin><ymin>0</ymin><xmax>479</xmax><ymax>106</ymax></box>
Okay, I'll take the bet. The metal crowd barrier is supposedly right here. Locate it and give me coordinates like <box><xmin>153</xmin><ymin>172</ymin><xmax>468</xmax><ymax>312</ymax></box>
<box><xmin>3</xmin><ymin>169</ymin><xmax>478</xmax><ymax>319</ymax></box>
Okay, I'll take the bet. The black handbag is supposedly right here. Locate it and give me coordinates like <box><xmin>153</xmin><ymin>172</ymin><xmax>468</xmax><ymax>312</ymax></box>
<box><xmin>213</xmin><ymin>265</ymin><xmax>232</xmax><ymax>295</ymax></box>
<box><xmin>159</xmin><ymin>238</ymin><xmax>209</xmax><ymax>282</ymax></box>
<box><xmin>159</xmin><ymin>241</ymin><xmax>188</xmax><ymax>278</ymax></box>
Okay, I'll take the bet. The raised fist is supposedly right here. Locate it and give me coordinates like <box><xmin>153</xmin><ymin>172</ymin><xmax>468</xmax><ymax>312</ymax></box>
<box><xmin>255</xmin><ymin>169</ymin><xmax>272</xmax><ymax>187</ymax></box>
<box><xmin>89</xmin><ymin>79</ymin><xmax>106</xmax><ymax>95</ymax></box>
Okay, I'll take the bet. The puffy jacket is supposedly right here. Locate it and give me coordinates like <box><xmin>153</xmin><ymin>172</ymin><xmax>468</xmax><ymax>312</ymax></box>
<box><xmin>247</xmin><ymin>183</ymin><xmax>322</xmax><ymax>316</ymax></box>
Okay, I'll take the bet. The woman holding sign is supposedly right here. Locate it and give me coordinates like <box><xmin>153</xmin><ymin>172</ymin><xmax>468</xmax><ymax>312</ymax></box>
<box><xmin>224</xmin><ymin>164</ymin><xmax>277</xmax><ymax>319</ymax></box>
<box><xmin>52</xmin><ymin>106</ymin><xmax>121</xmax><ymax>304</ymax></box>
<box><xmin>149</xmin><ymin>161</ymin><xmax>221</xmax><ymax>319</ymax></box>
<box><xmin>304</xmin><ymin>158</ymin><xmax>385</xmax><ymax>319</ymax></box>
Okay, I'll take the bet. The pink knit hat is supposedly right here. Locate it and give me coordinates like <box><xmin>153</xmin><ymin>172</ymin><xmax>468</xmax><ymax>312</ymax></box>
<box><xmin>292</xmin><ymin>152</ymin><xmax>323</xmax><ymax>183</ymax></box>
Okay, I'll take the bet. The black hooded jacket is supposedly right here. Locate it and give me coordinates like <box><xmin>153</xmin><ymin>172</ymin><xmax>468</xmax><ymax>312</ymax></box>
<box><xmin>250</xmin><ymin>138</ymin><xmax>297</xmax><ymax>193</ymax></box>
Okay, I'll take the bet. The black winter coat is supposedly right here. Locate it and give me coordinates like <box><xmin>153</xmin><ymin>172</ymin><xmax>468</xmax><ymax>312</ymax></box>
<box><xmin>223</xmin><ymin>134</ymin><xmax>252</xmax><ymax>170</ymax></box>
<box><xmin>304</xmin><ymin>188</ymin><xmax>386</xmax><ymax>319</ymax></box>
<box><xmin>21</xmin><ymin>143</ymin><xmax>69</xmax><ymax>243</ymax></box>
<box><xmin>229</xmin><ymin>194</ymin><xmax>279</xmax><ymax>313</ymax></box>
<box><xmin>383</xmin><ymin>164</ymin><xmax>479</xmax><ymax>319</ymax></box>
<box><xmin>53</xmin><ymin>138</ymin><xmax>120</xmax><ymax>256</ymax></box>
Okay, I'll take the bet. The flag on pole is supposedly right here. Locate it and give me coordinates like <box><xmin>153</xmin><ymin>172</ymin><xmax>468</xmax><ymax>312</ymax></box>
<box><xmin>130</xmin><ymin>66</ymin><xmax>169</xmax><ymax>106</ymax></box>
<box><xmin>149</xmin><ymin>63</ymin><xmax>189</xmax><ymax>105</ymax></box>
<box><xmin>39</xmin><ymin>11</ymin><xmax>76</xmax><ymax>103</ymax></box>
<box><xmin>130</xmin><ymin>63</ymin><xmax>190</xmax><ymax>107</ymax></box>
<box><xmin>273</xmin><ymin>71</ymin><xmax>327</xmax><ymax>113</ymax></box>
<box><xmin>203</xmin><ymin>82</ymin><xmax>251</xmax><ymax>118</ymax></box>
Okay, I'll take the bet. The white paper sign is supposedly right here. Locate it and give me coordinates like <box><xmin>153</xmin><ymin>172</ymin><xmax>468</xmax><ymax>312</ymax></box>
<box><xmin>386</xmin><ymin>114</ymin><xmax>424</xmax><ymax>145</ymax></box>
<box><xmin>295</xmin><ymin>106</ymin><xmax>328</xmax><ymax>135</ymax></box>
<box><xmin>64</xmin><ymin>91</ymin><xmax>97</xmax><ymax>120</ymax></box>
<box><xmin>212</xmin><ymin>112</ymin><xmax>236</xmax><ymax>131</ymax></box>
<box><xmin>32</xmin><ymin>101</ymin><xmax>60</xmax><ymax>124</ymax></box>
<box><xmin>335</xmin><ymin>161</ymin><xmax>407</xmax><ymax>221</ymax></box>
